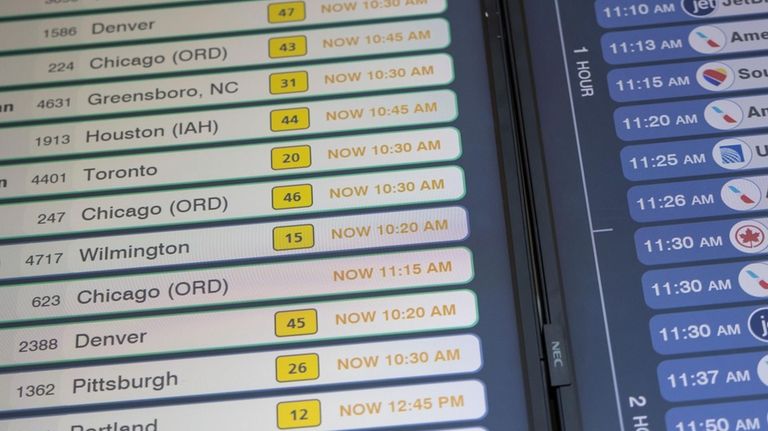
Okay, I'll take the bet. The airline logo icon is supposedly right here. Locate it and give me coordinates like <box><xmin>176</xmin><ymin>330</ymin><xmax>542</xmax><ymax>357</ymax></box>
<box><xmin>705</xmin><ymin>100</ymin><xmax>743</xmax><ymax>130</ymax></box>
<box><xmin>731</xmin><ymin>220</ymin><xmax>768</xmax><ymax>253</ymax></box>
<box><xmin>758</xmin><ymin>354</ymin><xmax>768</xmax><ymax>386</ymax></box>
<box><xmin>689</xmin><ymin>25</ymin><xmax>727</xmax><ymax>54</ymax></box>
<box><xmin>713</xmin><ymin>139</ymin><xmax>751</xmax><ymax>170</ymax></box>
<box><xmin>697</xmin><ymin>62</ymin><xmax>734</xmax><ymax>91</ymax></box>
<box><xmin>721</xmin><ymin>178</ymin><xmax>761</xmax><ymax>211</ymax></box>
<box><xmin>682</xmin><ymin>0</ymin><xmax>718</xmax><ymax>17</ymax></box>
<box><xmin>748</xmin><ymin>307</ymin><xmax>768</xmax><ymax>342</ymax></box>
<box><xmin>739</xmin><ymin>262</ymin><xmax>768</xmax><ymax>297</ymax></box>
<box><xmin>720</xmin><ymin>145</ymin><xmax>745</xmax><ymax>163</ymax></box>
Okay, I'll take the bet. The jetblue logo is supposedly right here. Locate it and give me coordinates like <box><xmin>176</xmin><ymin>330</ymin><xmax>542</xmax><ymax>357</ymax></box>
<box><xmin>682</xmin><ymin>0</ymin><xmax>718</xmax><ymax>16</ymax></box>
<box><xmin>749</xmin><ymin>307</ymin><xmax>768</xmax><ymax>342</ymax></box>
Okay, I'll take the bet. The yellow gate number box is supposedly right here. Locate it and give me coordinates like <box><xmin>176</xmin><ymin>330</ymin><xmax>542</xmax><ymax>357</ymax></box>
<box><xmin>270</xmin><ymin>71</ymin><xmax>309</xmax><ymax>95</ymax></box>
<box><xmin>269</xmin><ymin>35</ymin><xmax>307</xmax><ymax>58</ymax></box>
<box><xmin>275</xmin><ymin>309</ymin><xmax>318</xmax><ymax>337</ymax></box>
<box><xmin>273</xmin><ymin>224</ymin><xmax>314</xmax><ymax>251</ymax></box>
<box><xmin>271</xmin><ymin>108</ymin><xmax>310</xmax><ymax>132</ymax></box>
<box><xmin>276</xmin><ymin>353</ymin><xmax>320</xmax><ymax>382</ymax></box>
<box><xmin>271</xmin><ymin>145</ymin><xmax>311</xmax><ymax>170</ymax></box>
<box><xmin>277</xmin><ymin>399</ymin><xmax>321</xmax><ymax>429</ymax></box>
<box><xmin>272</xmin><ymin>184</ymin><xmax>313</xmax><ymax>210</ymax></box>
<box><xmin>268</xmin><ymin>2</ymin><xmax>306</xmax><ymax>24</ymax></box>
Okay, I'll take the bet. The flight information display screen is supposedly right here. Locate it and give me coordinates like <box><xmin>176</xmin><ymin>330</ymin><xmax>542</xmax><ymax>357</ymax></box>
<box><xmin>521</xmin><ymin>0</ymin><xmax>768</xmax><ymax>429</ymax></box>
<box><xmin>0</xmin><ymin>1</ymin><xmax>532</xmax><ymax>430</ymax></box>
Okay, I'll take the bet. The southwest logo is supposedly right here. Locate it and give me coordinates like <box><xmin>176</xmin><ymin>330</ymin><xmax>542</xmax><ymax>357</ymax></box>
<box><xmin>703</xmin><ymin>67</ymin><xmax>729</xmax><ymax>87</ymax></box>
<box><xmin>697</xmin><ymin>62</ymin><xmax>735</xmax><ymax>92</ymax></box>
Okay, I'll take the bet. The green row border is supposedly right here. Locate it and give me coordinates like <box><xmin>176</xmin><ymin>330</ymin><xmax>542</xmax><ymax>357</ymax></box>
<box><xmin>0</xmin><ymin>246</ymin><xmax>475</xmax><ymax>326</ymax></box>
<box><xmin>0</xmin><ymin>334</ymin><xmax>483</xmax><ymax>415</ymax></box>
<box><xmin>0</xmin><ymin>0</ymin><xmax>231</xmax><ymax>21</ymax></box>
<box><xmin>0</xmin><ymin>89</ymin><xmax>460</xmax><ymax>164</ymax></box>
<box><xmin>0</xmin><ymin>165</ymin><xmax>466</xmax><ymax>241</ymax></box>
<box><xmin>0</xmin><ymin>1</ymin><xmax>448</xmax><ymax>53</ymax></box>
<box><xmin>0</xmin><ymin>127</ymin><xmax>462</xmax><ymax>201</ymax></box>
<box><xmin>0</xmin><ymin>52</ymin><xmax>455</xmax><ymax>126</ymax></box>
<box><xmin>0</xmin><ymin>289</ymin><xmax>479</xmax><ymax>369</ymax></box>
<box><xmin>0</xmin><ymin>17</ymin><xmax>451</xmax><ymax>92</ymax></box>
<box><xmin>0</xmin><ymin>204</ymin><xmax>470</xmax><ymax>282</ymax></box>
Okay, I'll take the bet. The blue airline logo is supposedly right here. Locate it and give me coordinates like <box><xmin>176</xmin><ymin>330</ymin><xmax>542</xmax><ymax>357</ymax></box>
<box><xmin>682</xmin><ymin>0</ymin><xmax>718</xmax><ymax>16</ymax></box>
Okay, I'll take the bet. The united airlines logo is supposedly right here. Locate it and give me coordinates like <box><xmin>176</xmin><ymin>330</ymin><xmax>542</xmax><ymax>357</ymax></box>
<box><xmin>713</xmin><ymin>138</ymin><xmax>752</xmax><ymax>170</ymax></box>
<box><xmin>682</xmin><ymin>0</ymin><xmax>718</xmax><ymax>17</ymax></box>
<box><xmin>720</xmin><ymin>145</ymin><xmax>746</xmax><ymax>164</ymax></box>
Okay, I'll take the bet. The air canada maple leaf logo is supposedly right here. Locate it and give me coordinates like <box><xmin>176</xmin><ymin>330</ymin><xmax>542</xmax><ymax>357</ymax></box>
<box><xmin>738</xmin><ymin>226</ymin><xmax>764</xmax><ymax>248</ymax></box>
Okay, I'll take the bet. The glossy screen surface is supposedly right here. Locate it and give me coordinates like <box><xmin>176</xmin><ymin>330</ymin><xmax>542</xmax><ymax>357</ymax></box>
<box><xmin>0</xmin><ymin>1</ymin><xmax>530</xmax><ymax>430</ymax></box>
